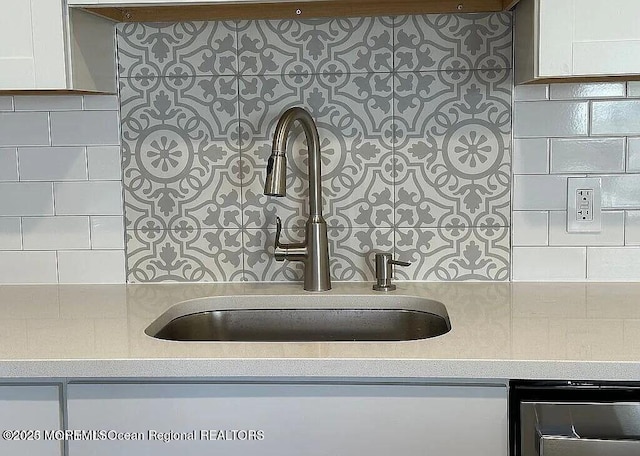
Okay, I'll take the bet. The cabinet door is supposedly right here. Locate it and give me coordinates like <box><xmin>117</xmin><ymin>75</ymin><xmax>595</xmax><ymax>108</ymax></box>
<box><xmin>0</xmin><ymin>0</ymin><xmax>67</xmax><ymax>89</ymax></box>
<box><xmin>539</xmin><ymin>0</ymin><xmax>640</xmax><ymax>77</ymax></box>
<box><xmin>0</xmin><ymin>385</ymin><xmax>62</xmax><ymax>456</ymax></box>
<box><xmin>68</xmin><ymin>382</ymin><xmax>507</xmax><ymax>456</ymax></box>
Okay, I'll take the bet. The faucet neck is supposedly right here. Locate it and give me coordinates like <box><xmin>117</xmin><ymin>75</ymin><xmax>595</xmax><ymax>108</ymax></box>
<box><xmin>271</xmin><ymin>107</ymin><xmax>323</xmax><ymax>218</ymax></box>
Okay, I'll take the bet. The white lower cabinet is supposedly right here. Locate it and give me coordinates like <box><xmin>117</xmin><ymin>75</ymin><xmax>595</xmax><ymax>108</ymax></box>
<box><xmin>0</xmin><ymin>385</ymin><xmax>62</xmax><ymax>456</ymax></box>
<box><xmin>67</xmin><ymin>382</ymin><xmax>507</xmax><ymax>456</ymax></box>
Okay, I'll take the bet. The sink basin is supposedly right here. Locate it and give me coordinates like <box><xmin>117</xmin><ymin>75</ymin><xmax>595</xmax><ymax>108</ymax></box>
<box><xmin>146</xmin><ymin>294</ymin><xmax>450</xmax><ymax>342</ymax></box>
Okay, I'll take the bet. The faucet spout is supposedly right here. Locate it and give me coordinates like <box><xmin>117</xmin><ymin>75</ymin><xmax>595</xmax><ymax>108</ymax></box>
<box><xmin>264</xmin><ymin>107</ymin><xmax>331</xmax><ymax>292</ymax></box>
<box><xmin>265</xmin><ymin>107</ymin><xmax>324</xmax><ymax>218</ymax></box>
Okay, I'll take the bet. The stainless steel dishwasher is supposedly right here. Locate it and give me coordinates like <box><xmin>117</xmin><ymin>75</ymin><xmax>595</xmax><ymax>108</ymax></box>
<box><xmin>511</xmin><ymin>381</ymin><xmax>640</xmax><ymax>456</ymax></box>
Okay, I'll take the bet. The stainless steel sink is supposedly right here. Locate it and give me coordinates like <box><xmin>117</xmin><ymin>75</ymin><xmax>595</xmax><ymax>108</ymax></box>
<box><xmin>146</xmin><ymin>295</ymin><xmax>450</xmax><ymax>342</ymax></box>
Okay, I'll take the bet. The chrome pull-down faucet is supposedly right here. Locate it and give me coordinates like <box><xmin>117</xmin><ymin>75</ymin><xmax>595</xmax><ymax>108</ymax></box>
<box><xmin>263</xmin><ymin>107</ymin><xmax>331</xmax><ymax>292</ymax></box>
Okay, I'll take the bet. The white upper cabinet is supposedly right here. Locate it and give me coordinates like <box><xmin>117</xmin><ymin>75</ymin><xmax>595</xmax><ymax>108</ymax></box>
<box><xmin>515</xmin><ymin>0</ymin><xmax>640</xmax><ymax>83</ymax></box>
<box><xmin>0</xmin><ymin>0</ymin><xmax>116</xmax><ymax>92</ymax></box>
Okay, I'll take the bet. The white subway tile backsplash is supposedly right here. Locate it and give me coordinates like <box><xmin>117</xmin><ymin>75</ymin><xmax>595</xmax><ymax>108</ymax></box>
<box><xmin>513</xmin><ymin>175</ymin><xmax>568</xmax><ymax>210</ymax></box>
<box><xmin>0</xmin><ymin>251</ymin><xmax>57</xmax><ymax>283</ymax></box>
<box><xmin>625</xmin><ymin>211</ymin><xmax>640</xmax><ymax>245</ymax></box>
<box><xmin>83</xmin><ymin>95</ymin><xmax>119</xmax><ymax>111</ymax></box>
<box><xmin>512</xmin><ymin>211</ymin><xmax>548</xmax><ymax>246</ymax></box>
<box><xmin>50</xmin><ymin>111</ymin><xmax>119</xmax><ymax>146</ymax></box>
<box><xmin>587</xmin><ymin>247</ymin><xmax>640</xmax><ymax>280</ymax></box>
<box><xmin>90</xmin><ymin>216</ymin><xmax>124</xmax><ymax>249</ymax></box>
<box><xmin>57</xmin><ymin>250</ymin><xmax>125</xmax><ymax>283</ymax></box>
<box><xmin>0</xmin><ymin>112</ymin><xmax>49</xmax><ymax>146</ymax></box>
<box><xmin>513</xmin><ymin>80</ymin><xmax>640</xmax><ymax>281</ymax></box>
<box><xmin>0</xmin><ymin>97</ymin><xmax>13</xmax><ymax>111</ymax></box>
<box><xmin>514</xmin><ymin>101</ymin><xmax>589</xmax><ymax>138</ymax></box>
<box><xmin>549</xmin><ymin>210</ymin><xmax>624</xmax><ymax>246</ymax></box>
<box><xmin>513</xmin><ymin>138</ymin><xmax>549</xmax><ymax>174</ymax></box>
<box><xmin>514</xmin><ymin>85</ymin><xmax>548</xmax><ymax>101</ymax></box>
<box><xmin>87</xmin><ymin>146</ymin><xmax>121</xmax><ymax>180</ymax></box>
<box><xmin>0</xmin><ymin>183</ymin><xmax>53</xmax><ymax>216</ymax></box>
<box><xmin>549</xmin><ymin>82</ymin><xmax>626</xmax><ymax>100</ymax></box>
<box><xmin>602</xmin><ymin>175</ymin><xmax>640</xmax><ymax>209</ymax></box>
<box><xmin>0</xmin><ymin>218</ymin><xmax>21</xmax><ymax>250</ymax></box>
<box><xmin>54</xmin><ymin>181</ymin><xmax>123</xmax><ymax>216</ymax></box>
<box><xmin>14</xmin><ymin>95</ymin><xmax>82</xmax><ymax>111</ymax></box>
<box><xmin>627</xmin><ymin>137</ymin><xmax>640</xmax><ymax>172</ymax></box>
<box><xmin>592</xmin><ymin>100</ymin><xmax>640</xmax><ymax>136</ymax></box>
<box><xmin>550</xmin><ymin>138</ymin><xmax>625</xmax><ymax>173</ymax></box>
<box><xmin>512</xmin><ymin>247</ymin><xmax>586</xmax><ymax>281</ymax></box>
<box><xmin>18</xmin><ymin>147</ymin><xmax>87</xmax><ymax>181</ymax></box>
<box><xmin>22</xmin><ymin>216</ymin><xmax>90</xmax><ymax>250</ymax></box>
<box><xmin>0</xmin><ymin>148</ymin><xmax>18</xmax><ymax>181</ymax></box>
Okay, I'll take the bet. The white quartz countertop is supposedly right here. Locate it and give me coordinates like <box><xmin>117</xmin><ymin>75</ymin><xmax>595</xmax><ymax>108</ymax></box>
<box><xmin>1</xmin><ymin>281</ymin><xmax>639</xmax><ymax>381</ymax></box>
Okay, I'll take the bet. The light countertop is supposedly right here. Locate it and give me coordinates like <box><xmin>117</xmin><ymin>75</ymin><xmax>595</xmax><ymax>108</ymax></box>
<box><xmin>0</xmin><ymin>282</ymin><xmax>639</xmax><ymax>381</ymax></box>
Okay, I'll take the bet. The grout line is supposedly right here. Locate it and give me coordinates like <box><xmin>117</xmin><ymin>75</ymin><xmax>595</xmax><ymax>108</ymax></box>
<box><xmin>18</xmin><ymin>217</ymin><xmax>23</xmax><ymax>251</ymax></box>
<box><xmin>391</xmin><ymin>14</ymin><xmax>397</xmax><ymax>259</ymax></box>
<box><xmin>584</xmin><ymin>246</ymin><xmax>588</xmax><ymax>280</ymax></box>
<box><xmin>47</xmin><ymin>112</ymin><xmax>52</xmax><ymax>146</ymax></box>
<box><xmin>51</xmin><ymin>180</ymin><xmax>57</xmax><ymax>216</ymax></box>
<box><xmin>587</xmin><ymin>100</ymin><xmax>592</xmax><ymax>137</ymax></box>
<box><xmin>88</xmin><ymin>215</ymin><xmax>94</xmax><ymax>250</ymax></box>
<box><xmin>235</xmin><ymin>18</ymin><xmax>247</xmax><ymax>282</ymax></box>
<box><xmin>15</xmin><ymin>147</ymin><xmax>21</xmax><ymax>182</ymax></box>
<box><xmin>624</xmin><ymin>136</ymin><xmax>629</xmax><ymax>173</ymax></box>
<box><xmin>546</xmin><ymin>137</ymin><xmax>551</xmax><ymax>174</ymax></box>
<box><xmin>55</xmin><ymin>250</ymin><xmax>60</xmax><ymax>283</ymax></box>
<box><xmin>623</xmin><ymin>210</ymin><xmax>627</xmax><ymax>246</ymax></box>
<box><xmin>84</xmin><ymin>146</ymin><xmax>89</xmax><ymax>181</ymax></box>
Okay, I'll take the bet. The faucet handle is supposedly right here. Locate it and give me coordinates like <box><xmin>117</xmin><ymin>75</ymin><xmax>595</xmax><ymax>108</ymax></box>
<box><xmin>274</xmin><ymin>216</ymin><xmax>283</xmax><ymax>249</ymax></box>
<box><xmin>388</xmin><ymin>259</ymin><xmax>411</xmax><ymax>267</ymax></box>
<box><xmin>372</xmin><ymin>252</ymin><xmax>410</xmax><ymax>292</ymax></box>
<box><xmin>272</xmin><ymin>216</ymin><xmax>307</xmax><ymax>262</ymax></box>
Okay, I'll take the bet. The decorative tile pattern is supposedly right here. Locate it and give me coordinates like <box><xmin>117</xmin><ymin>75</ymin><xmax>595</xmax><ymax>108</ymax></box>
<box><xmin>395</xmin><ymin>69</ymin><xmax>512</xmax><ymax>228</ymax></box>
<box><xmin>395</xmin><ymin>227</ymin><xmax>510</xmax><ymax>281</ymax></box>
<box><xmin>118</xmin><ymin>13</ymin><xmax>513</xmax><ymax>283</ymax></box>
<box><xmin>237</xmin><ymin>17</ymin><xmax>393</xmax><ymax>75</ymax></box>
<box><xmin>394</xmin><ymin>14</ymin><xmax>512</xmax><ymax>72</ymax></box>
<box><xmin>243</xmin><ymin>227</ymin><xmax>393</xmax><ymax>282</ymax></box>
<box><xmin>240</xmin><ymin>74</ymin><xmax>394</xmax><ymax>230</ymax></box>
<box><xmin>117</xmin><ymin>22</ymin><xmax>237</xmax><ymax>78</ymax></box>
<box><xmin>126</xmin><ymin>228</ymin><xmax>244</xmax><ymax>282</ymax></box>
<box><xmin>120</xmin><ymin>76</ymin><xmax>241</xmax><ymax>231</ymax></box>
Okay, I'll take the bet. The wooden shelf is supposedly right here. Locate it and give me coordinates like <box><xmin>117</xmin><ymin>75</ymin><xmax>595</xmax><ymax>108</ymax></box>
<box><xmin>83</xmin><ymin>0</ymin><xmax>511</xmax><ymax>22</ymax></box>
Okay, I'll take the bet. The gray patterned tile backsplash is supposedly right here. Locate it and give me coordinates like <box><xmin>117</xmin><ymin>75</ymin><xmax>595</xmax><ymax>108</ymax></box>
<box><xmin>117</xmin><ymin>13</ymin><xmax>513</xmax><ymax>283</ymax></box>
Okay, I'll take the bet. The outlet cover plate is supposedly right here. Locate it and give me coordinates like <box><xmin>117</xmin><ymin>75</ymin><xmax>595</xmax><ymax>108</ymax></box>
<box><xmin>567</xmin><ymin>177</ymin><xmax>602</xmax><ymax>233</ymax></box>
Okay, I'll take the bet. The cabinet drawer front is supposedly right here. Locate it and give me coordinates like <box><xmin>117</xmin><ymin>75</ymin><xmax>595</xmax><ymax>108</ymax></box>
<box><xmin>68</xmin><ymin>383</ymin><xmax>507</xmax><ymax>456</ymax></box>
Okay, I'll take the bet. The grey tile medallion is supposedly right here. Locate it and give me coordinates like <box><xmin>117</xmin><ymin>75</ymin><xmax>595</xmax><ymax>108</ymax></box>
<box><xmin>394</xmin><ymin>69</ymin><xmax>512</xmax><ymax>228</ymax></box>
<box><xmin>120</xmin><ymin>76</ymin><xmax>241</xmax><ymax>231</ymax></box>
<box><xmin>240</xmin><ymin>73</ymin><xmax>394</xmax><ymax>231</ymax></box>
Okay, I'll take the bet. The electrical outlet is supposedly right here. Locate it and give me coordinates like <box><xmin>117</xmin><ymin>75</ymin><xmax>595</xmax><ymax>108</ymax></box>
<box><xmin>567</xmin><ymin>177</ymin><xmax>601</xmax><ymax>233</ymax></box>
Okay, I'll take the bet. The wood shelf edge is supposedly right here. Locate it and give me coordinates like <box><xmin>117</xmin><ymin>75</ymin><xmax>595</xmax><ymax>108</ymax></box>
<box><xmin>82</xmin><ymin>0</ymin><xmax>505</xmax><ymax>22</ymax></box>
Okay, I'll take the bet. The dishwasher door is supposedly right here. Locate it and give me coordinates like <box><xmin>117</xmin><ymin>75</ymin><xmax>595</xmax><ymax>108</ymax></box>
<box><xmin>521</xmin><ymin>402</ymin><xmax>640</xmax><ymax>456</ymax></box>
